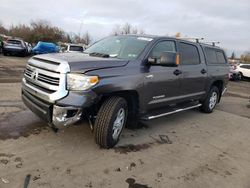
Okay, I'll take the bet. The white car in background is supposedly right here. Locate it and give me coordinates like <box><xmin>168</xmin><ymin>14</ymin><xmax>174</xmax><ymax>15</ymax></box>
<box><xmin>229</xmin><ymin>64</ymin><xmax>241</xmax><ymax>80</ymax></box>
<box><xmin>236</xmin><ymin>64</ymin><xmax>250</xmax><ymax>79</ymax></box>
<box><xmin>65</xmin><ymin>44</ymin><xmax>84</xmax><ymax>53</ymax></box>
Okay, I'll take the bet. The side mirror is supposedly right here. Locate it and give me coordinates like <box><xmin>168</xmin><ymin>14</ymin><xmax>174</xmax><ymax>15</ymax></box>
<box><xmin>160</xmin><ymin>52</ymin><xmax>179</xmax><ymax>67</ymax></box>
<box><xmin>147</xmin><ymin>57</ymin><xmax>157</xmax><ymax>64</ymax></box>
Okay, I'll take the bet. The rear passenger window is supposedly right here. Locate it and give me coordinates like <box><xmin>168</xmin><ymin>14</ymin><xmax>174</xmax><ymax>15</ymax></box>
<box><xmin>216</xmin><ymin>51</ymin><xmax>226</xmax><ymax>64</ymax></box>
<box><xmin>179</xmin><ymin>43</ymin><xmax>200</xmax><ymax>65</ymax></box>
<box><xmin>204</xmin><ymin>48</ymin><xmax>226</xmax><ymax>64</ymax></box>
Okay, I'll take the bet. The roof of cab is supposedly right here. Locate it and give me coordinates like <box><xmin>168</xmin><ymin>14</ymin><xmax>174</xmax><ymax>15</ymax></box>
<box><xmin>116</xmin><ymin>34</ymin><xmax>222</xmax><ymax>49</ymax></box>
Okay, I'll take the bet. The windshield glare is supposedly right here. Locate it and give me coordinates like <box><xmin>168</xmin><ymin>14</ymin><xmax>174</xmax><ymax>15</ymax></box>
<box><xmin>84</xmin><ymin>36</ymin><xmax>152</xmax><ymax>60</ymax></box>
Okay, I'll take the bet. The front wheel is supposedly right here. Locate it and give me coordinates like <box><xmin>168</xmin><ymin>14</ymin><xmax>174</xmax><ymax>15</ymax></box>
<box><xmin>94</xmin><ymin>96</ymin><xmax>128</xmax><ymax>148</ymax></box>
<box><xmin>200</xmin><ymin>86</ymin><xmax>219</xmax><ymax>113</ymax></box>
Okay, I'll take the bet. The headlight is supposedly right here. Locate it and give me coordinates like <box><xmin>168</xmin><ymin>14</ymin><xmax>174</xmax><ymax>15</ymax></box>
<box><xmin>66</xmin><ymin>73</ymin><xmax>99</xmax><ymax>91</ymax></box>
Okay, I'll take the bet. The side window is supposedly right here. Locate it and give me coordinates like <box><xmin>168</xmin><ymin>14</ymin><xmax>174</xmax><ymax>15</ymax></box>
<box><xmin>216</xmin><ymin>51</ymin><xmax>226</xmax><ymax>64</ymax></box>
<box><xmin>204</xmin><ymin>48</ymin><xmax>217</xmax><ymax>64</ymax></box>
<box><xmin>205</xmin><ymin>48</ymin><xmax>227</xmax><ymax>64</ymax></box>
<box><xmin>240</xmin><ymin>65</ymin><xmax>250</xmax><ymax>69</ymax></box>
<box><xmin>150</xmin><ymin>41</ymin><xmax>176</xmax><ymax>63</ymax></box>
<box><xmin>179</xmin><ymin>43</ymin><xmax>200</xmax><ymax>65</ymax></box>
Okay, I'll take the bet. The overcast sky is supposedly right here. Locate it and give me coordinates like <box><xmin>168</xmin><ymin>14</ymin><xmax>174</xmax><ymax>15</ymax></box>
<box><xmin>0</xmin><ymin>0</ymin><xmax>249</xmax><ymax>56</ymax></box>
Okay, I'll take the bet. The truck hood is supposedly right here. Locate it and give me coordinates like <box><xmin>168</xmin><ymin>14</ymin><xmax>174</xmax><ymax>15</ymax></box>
<box><xmin>34</xmin><ymin>53</ymin><xmax>129</xmax><ymax>72</ymax></box>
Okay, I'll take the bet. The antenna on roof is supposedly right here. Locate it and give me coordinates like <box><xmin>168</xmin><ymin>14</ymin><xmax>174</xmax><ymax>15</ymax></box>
<box><xmin>177</xmin><ymin>37</ymin><xmax>204</xmax><ymax>43</ymax></box>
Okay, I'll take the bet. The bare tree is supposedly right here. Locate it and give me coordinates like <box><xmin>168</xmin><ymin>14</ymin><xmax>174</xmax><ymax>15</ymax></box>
<box><xmin>240</xmin><ymin>51</ymin><xmax>250</xmax><ymax>63</ymax></box>
<box><xmin>82</xmin><ymin>31</ymin><xmax>91</xmax><ymax>45</ymax></box>
<box><xmin>0</xmin><ymin>21</ymin><xmax>8</xmax><ymax>34</ymax></box>
<box><xmin>111</xmin><ymin>23</ymin><xmax>145</xmax><ymax>35</ymax></box>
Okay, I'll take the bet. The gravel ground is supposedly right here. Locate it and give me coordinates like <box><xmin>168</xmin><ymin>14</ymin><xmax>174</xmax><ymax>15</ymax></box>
<box><xmin>0</xmin><ymin>55</ymin><xmax>250</xmax><ymax>188</ymax></box>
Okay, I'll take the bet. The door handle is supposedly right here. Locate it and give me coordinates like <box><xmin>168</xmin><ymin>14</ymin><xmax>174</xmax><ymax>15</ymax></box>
<box><xmin>173</xmin><ymin>69</ymin><xmax>182</xmax><ymax>76</ymax></box>
<box><xmin>201</xmin><ymin>69</ymin><xmax>207</xmax><ymax>74</ymax></box>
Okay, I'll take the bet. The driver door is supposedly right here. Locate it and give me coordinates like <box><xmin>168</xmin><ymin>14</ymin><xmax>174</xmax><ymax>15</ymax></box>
<box><xmin>143</xmin><ymin>40</ymin><xmax>182</xmax><ymax>110</ymax></box>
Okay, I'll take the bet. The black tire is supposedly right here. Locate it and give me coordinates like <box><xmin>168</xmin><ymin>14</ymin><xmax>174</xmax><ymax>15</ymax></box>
<box><xmin>200</xmin><ymin>86</ymin><xmax>219</xmax><ymax>113</ymax></box>
<box><xmin>94</xmin><ymin>96</ymin><xmax>128</xmax><ymax>148</ymax></box>
<box><xmin>239</xmin><ymin>72</ymin><xmax>243</xmax><ymax>80</ymax></box>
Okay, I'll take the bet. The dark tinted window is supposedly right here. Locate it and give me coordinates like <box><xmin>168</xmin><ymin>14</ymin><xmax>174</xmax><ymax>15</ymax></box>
<box><xmin>216</xmin><ymin>51</ymin><xmax>226</xmax><ymax>64</ymax></box>
<box><xmin>204</xmin><ymin>48</ymin><xmax>217</xmax><ymax>64</ymax></box>
<box><xmin>7</xmin><ymin>40</ymin><xmax>22</xmax><ymax>46</ymax></box>
<box><xmin>240</xmin><ymin>65</ymin><xmax>250</xmax><ymax>69</ymax></box>
<box><xmin>151</xmin><ymin>41</ymin><xmax>176</xmax><ymax>57</ymax></box>
<box><xmin>179</xmin><ymin>43</ymin><xmax>200</xmax><ymax>65</ymax></box>
<box><xmin>149</xmin><ymin>41</ymin><xmax>176</xmax><ymax>63</ymax></box>
<box><xmin>205</xmin><ymin>48</ymin><xmax>227</xmax><ymax>64</ymax></box>
<box><xmin>69</xmin><ymin>46</ymin><xmax>83</xmax><ymax>52</ymax></box>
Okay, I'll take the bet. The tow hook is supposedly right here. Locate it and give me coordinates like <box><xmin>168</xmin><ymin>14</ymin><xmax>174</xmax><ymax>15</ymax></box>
<box><xmin>87</xmin><ymin>115</ymin><xmax>95</xmax><ymax>132</ymax></box>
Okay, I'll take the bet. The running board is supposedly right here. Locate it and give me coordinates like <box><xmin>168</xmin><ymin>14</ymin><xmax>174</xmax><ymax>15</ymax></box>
<box><xmin>141</xmin><ymin>103</ymin><xmax>202</xmax><ymax>120</ymax></box>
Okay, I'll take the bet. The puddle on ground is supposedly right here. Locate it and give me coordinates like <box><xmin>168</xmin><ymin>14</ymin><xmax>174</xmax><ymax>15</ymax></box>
<box><xmin>0</xmin><ymin>110</ymin><xmax>47</xmax><ymax>140</ymax></box>
<box><xmin>115</xmin><ymin>134</ymin><xmax>173</xmax><ymax>154</ymax></box>
<box><xmin>126</xmin><ymin>178</ymin><xmax>151</xmax><ymax>188</ymax></box>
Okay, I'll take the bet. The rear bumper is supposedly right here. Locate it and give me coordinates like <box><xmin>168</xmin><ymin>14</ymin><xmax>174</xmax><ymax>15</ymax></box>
<box><xmin>4</xmin><ymin>48</ymin><xmax>26</xmax><ymax>54</ymax></box>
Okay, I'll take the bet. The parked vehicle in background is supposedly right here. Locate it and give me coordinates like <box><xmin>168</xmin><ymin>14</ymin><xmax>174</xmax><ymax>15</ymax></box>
<box><xmin>32</xmin><ymin>41</ymin><xmax>59</xmax><ymax>55</ymax></box>
<box><xmin>235</xmin><ymin>64</ymin><xmax>250</xmax><ymax>79</ymax></box>
<box><xmin>65</xmin><ymin>44</ymin><xmax>84</xmax><ymax>53</ymax></box>
<box><xmin>25</xmin><ymin>42</ymin><xmax>33</xmax><ymax>55</ymax></box>
<box><xmin>22</xmin><ymin>35</ymin><xmax>229</xmax><ymax>148</ymax></box>
<box><xmin>229</xmin><ymin>64</ymin><xmax>241</xmax><ymax>80</ymax></box>
<box><xmin>3</xmin><ymin>39</ymin><xmax>28</xmax><ymax>56</ymax></box>
<box><xmin>0</xmin><ymin>36</ymin><xmax>3</xmax><ymax>54</ymax></box>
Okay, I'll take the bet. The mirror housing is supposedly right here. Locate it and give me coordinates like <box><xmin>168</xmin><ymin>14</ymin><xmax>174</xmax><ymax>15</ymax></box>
<box><xmin>147</xmin><ymin>57</ymin><xmax>157</xmax><ymax>64</ymax></box>
<box><xmin>148</xmin><ymin>52</ymin><xmax>179</xmax><ymax>67</ymax></box>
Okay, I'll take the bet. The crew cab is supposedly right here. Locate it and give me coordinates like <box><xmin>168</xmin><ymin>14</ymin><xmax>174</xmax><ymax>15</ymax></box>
<box><xmin>21</xmin><ymin>35</ymin><xmax>229</xmax><ymax>148</ymax></box>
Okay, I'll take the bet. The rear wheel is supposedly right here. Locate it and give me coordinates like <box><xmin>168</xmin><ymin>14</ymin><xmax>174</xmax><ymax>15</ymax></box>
<box><xmin>200</xmin><ymin>86</ymin><xmax>219</xmax><ymax>113</ymax></box>
<box><xmin>94</xmin><ymin>96</ymin><xmax>128</xmax><ymax>148</ymax></box>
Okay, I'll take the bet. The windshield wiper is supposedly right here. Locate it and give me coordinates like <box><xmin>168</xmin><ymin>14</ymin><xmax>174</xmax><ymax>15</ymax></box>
<box><xmin>89</xmin><ymin>52</ymin><xmax>110</xmax><ymax>58</ymax></box>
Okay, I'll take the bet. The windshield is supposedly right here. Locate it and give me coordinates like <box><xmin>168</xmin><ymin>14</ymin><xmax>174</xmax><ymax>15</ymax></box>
<box><xmin>84</xmin><ymin>36</ymin><xmax>152</xmax><ymax>60</ymax></box>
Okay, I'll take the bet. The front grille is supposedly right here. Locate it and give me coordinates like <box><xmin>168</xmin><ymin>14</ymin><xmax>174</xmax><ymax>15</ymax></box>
<box><xmin>24</xmin><ymin>65</ymin><xmax>60</xmax><ymax>91</ymax></box>
<box><xmin>37</xmin><ymin>73</ymin><xmax>60</xmax><ymax>86</ymax></box>
<box><xmin>22</xmin><ymin>56</ymin><xmax>70</xmax><ymax>103</ymax></box>
<box><xmin>24</xmin><ymin>67</ymin><xmax>60</xmax><ymax>87</ymax></box>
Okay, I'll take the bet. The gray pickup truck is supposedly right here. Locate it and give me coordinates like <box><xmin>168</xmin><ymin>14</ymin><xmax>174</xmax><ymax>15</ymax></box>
<box><xmin>22</xmin><ymin>35</ymin><xmax>229</xmax><ymax>148</ymax></box>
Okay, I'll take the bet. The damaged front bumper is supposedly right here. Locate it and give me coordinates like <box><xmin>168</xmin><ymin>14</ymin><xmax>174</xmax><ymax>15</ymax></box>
<box><xmin>52</xmin><ymin>105</ymin><xmax>82</xmax><ymax>126</ymax></box>
<box><xmin>22</xmin><ymin>89</ymin><xmax>92</xmax><ymax>127</ymax></box>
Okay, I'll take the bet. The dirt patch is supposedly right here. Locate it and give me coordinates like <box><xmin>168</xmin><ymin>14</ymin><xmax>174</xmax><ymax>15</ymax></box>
<box><xmin>115</xmin><ymin>134</ymin><xmax>173</xmax><ymax>154</ymax></box>
<box><xmin>114</xmin><ymin>143</ymin><xmax>152</xmax><ymax>154</ymax></box>
<box><xmin>224</xmin><ymin>92</ymin><xmax>249</xmax><ymax>99</ymax></box>
<box><xmin>126</xmin><ymin>178</ymin><xmax>151</xmax><ymax>188</ymax></box>
<box><xmin>0</xmin><ymin>110</ymin><xmax>48</xmax><ymax>140</ymax></box>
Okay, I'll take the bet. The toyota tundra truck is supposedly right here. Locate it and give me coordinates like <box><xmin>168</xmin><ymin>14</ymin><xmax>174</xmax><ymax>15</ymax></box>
<box><xmin>22</xmin><ymin>35</ymin><xmax>229</xmax><ymax>148</ymax></box>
